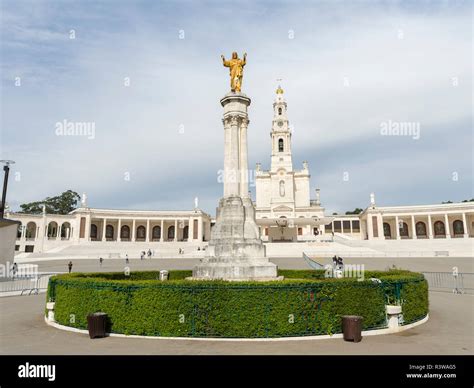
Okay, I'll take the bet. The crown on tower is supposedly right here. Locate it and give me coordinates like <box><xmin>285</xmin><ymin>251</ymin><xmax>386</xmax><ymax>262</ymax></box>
<box><xmin>276</xmin><ymin>85</ymin><xmax>284</xmax><ymax>94</ymax></box>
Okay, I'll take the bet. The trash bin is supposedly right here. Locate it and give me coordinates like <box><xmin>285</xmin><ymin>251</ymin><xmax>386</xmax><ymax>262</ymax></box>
<box><xmin>341</xmin><ymin>315</ymin><xmax>363</xmax><ymax>342</ymax></box>
<box><xmin>159</xmin><ymin>270</ymin><xmax>169</xmax><ymax>281</ymax></box>
<box><xmin>87</xmin><ymin>312</ymin><xmax>107</xmax><ymax>339</ymax></box>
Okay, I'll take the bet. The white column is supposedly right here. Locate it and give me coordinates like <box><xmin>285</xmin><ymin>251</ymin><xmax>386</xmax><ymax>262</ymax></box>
<box><xmin>131</xmin><ymin>219</ymin><xmax>136</xmax><ymax>242</ymax></box>
<box><xmin>411</xmin><ymin>215</ymin><xmax>417</xmax><ymax>239</ymax></box>
<box><xmin>160</xmin><ymin>220</ymin><xmax>164</xmax><ymax>241</ymax></box>
<box><xmin>428</xmin><ymin>214</ymin><xmax>433</xmax><ymax>239</ymax></box>
<box><xmin>102</xmin><ymin>219</ymin><xmax>107</xmax><ymax>241</ymax></box>
<box><xmin>198</xmin><ymin>216</ymin><xmax>203</xmax><ymax>242</ymax></box>
<box><xmin>85</xmin><ymin>215</ymin><xmax>91</xmax><ymax>241</ymax></box>
<box><xmin>58</xmin><ymin>225</ymin><xmax>62</xmax><ymax>239</ymax></box>
<box><xmin>377</xmin><ymin>214</ymin><xmax>384</xmax><ymax>239</ymax></box>
<box><xmin>20</xmin><ymin>225</ymin><xmax>26</xmax><ymax>240</ymax></box>
<box><xmin>224</xmin><ymin>116</ymin><xmax>240</xmax><ymax>197</ymax></box>
<box><xmin>240</xmin><ymin>119</ymin><xmax>249</xmax><ymax>197</ymax></box>
<box><xmin>462</xmin><ymin>213</ymin><xmax>469</xmax><ymax>238</ymax></box>
<box><xmin>146</xmin><ymin>219</ymin><xmax>150</xmax><ymax>242</ymax></box>
<box><xmin>367</xmin><ymin>216</ymin><xmax>373</xmax><ymax>240</ymax></box>
<box><xmin>117</xmin><ymin>219</ymin><xmax>121</xmax><ymax>242</ymax></box>
<box><xmin>445</xmin><ymin>214</ymin><xmax>451</xmax><ymax>238</ymax></box>
<box><xmin>189</xmin><ymin>217</ymin><xmax>194</xmax><ymax>241</ymax></box>
<box><xmin>395</xmin><ymin>216</ymin><xmax>400</xmax><ymax>240</ymax></box>
<box><xmin>174</xmin><ymin>219</ymin><xmax>178</xmax><ymax>242</ymax></box>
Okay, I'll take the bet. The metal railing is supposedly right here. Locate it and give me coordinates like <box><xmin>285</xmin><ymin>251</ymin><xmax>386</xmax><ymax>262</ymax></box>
<box><xmin>421</xmin><ymin>272</ymin><xmax>473</xmax><ymax>294</ymax></box>
<box><xmin>0</xmin><ymin>273</ymin><xmax>57</xmax><ymax>295</ymax></box>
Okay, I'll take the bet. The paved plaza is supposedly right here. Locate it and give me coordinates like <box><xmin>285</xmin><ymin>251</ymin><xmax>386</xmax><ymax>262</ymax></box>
<box><xmin>0</xmin><ymin>290</ymin><xmax>471</xmax><ymax>355</ymax></box>
<box><xmin>0</xmin><ymin>256</ymin><xmax>472</xmax><ymax>355</ymax></box>
<box><xmin>20</xmin><ymin>255</ymin><xmax>474</xmax><ymax>274</ymax></box>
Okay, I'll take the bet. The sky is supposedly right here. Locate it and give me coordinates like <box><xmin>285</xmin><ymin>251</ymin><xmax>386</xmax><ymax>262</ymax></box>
<box><xmin>1</xmin><ymin>0</ymin><xmax>472</xmax><ymax>215</ymax></box>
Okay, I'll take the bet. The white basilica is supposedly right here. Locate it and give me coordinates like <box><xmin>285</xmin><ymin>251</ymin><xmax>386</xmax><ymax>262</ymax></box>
<box><xmin>6</xmin><ymin>87</ymin><xmax>474</xmax><ymax>256</ymax></box>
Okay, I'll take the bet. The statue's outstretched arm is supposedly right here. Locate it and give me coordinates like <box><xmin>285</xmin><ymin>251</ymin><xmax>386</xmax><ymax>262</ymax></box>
<box><xmin>221</xmin><ymin>55</ymin><xmax>230</xmax><ymax>67</ymax></box>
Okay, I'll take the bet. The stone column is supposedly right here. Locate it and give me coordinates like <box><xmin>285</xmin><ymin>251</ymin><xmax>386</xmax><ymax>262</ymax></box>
<box><xmin>198</xmin><ymin>216</ymin><xmax>203</xmax><ymax>242</ymax></box>
<box><xmin>411</xmin><ymin>215</ymin><xmax>417</xmax><ymax>239</ymax></box>
<box><xmin>445</xmin><ymin>214</ymin><xmax>451</xmax><ymax>238</ymax></box>
<box><xmin>117</xmin><ymin>219</ymin><xmax>122</xmax><ymax>242</ymax></box>
<box><xmin>174</xmin><ymin>219</ymin><xmax>178</xmax><ymax>242</ymax></box>
<box><xmin>131</xmin><ymin>219</ymin><xmax>136</xmax><ymax>242</ymax></box>
<box><xmin>85</xmin><ymin>215</ymin><xmax>91</xmax><ymax>242</ymax></box>
<box><xmin>462</xmin><ymin>213</ymin><xmax>469</xmax><ymax>238</ymax></box>
<box><xmin>240</xmin><ymin>118</ymin><xmax>249</xmax><ymax>197</ymax></box>
<box><xmin>160</xmin><ymin>220</ymin><xmax>164</xmax><ymax>241</ymax></box>
<box><xmin>377</xmin><ymin>214</ymin><xmax>384</xmax><ymax>239</ymax></box>
<box><xmin>428</xmin><ymin>214</ymin><xmax>433</xmax><ymax>239</ymax></box>
<box><xmin>146</xmin><ymin>219</ymin><xmax>150</xmax><ymax>242</ymax></box>
<box><xmin>189</xmin><ymin>217</ymin><xmax>194</xmax><ymax>241</ymax></box>
<box><xmin>367</xmin><ymin>215</ymin><xmax>373</xmax><ymax>240</ymax></box>
<box><xmin>102</xmin><ymin>218</ymin><xmax>107</xmax><ymax>241</ymax></box>
<box><xmin>395</xmin><ymin>216</ymin><xmax>400</xmax><ymax>240</ymax></box>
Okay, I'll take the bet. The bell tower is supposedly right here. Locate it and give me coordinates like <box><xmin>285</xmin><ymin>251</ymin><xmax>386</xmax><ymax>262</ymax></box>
<box><xmin>270</xmin><ymin>86</ymin><xmax>293</xmax><ymax>172</ymax></box>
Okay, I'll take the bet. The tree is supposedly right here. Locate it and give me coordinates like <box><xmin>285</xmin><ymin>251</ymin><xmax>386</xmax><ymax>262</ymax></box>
<box><xmin>19</xmin><ymin>190</ymin><xmax>81</xmax><ymax>215</ymax></box>
<box><xmin>345</xmin><ymin>208</ymin><xmax>363</xmax><ymax>215</ymax></box>
<box><xmin>441</xmin><ymin>201</ymin><xmax>453</xmax><ymax>204</ymax></box>
<box><xmin>462</xmin><ymin>198</ymin><xmax>474</xmax><ymax>203</ymax></box>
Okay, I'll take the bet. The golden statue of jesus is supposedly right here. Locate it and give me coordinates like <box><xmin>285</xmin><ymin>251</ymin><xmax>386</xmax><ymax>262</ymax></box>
<box><xmin>221</xmin><ymin>52</ymin><xmax>247</xmax><ymax>92</ymax></box>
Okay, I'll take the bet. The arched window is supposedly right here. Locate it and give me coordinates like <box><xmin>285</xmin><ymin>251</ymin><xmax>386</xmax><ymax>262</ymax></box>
<box><xmin>61</xmin><ymin>222</ymin><xmax>71</xmax><ymax>239</ymax></box>
<box><xmin>136</xmin><ymin>225</ymin><xmax>146</xmax><ymax>240</ymax></box>
<box><xmin>120</xmin><ymin>225</ymin><xmax>130</xmax><ymax>240</ymax></box>
<box><xmin>278</xmin><ymin>138</ymin><xmax>284</xmax><ymax>152</ymax></box>
<box><xmin>453</xmin><ymin>220</ymin><xmax>464</xmax><ymax>236</ymax></box>
<box><xmin>416</xmin><ymin>222</ymin><xmax>427</xmax><ymax>237</ymax></box>
<box><xmin>400</xmin><ymin>222</ymin><xmax>409</xmax><ymax>238</ymax></box>
<box><xmin>47</xmin><ymin>222</ymin><xmax>58</xmax><ymax>238</ymax></box>
<box><xmin>279</xmin><ymin>180</ymin><xmax>285</xmax><ymax>197</ymax></box>
<box><xmin>105</xmin><ymin>225</ymin><xmax>114</xmax><ymax>240</ymax></box>
<box><xmin>434</xmin><ymin>221</ymin><xmax>445</xmax><ymax>237</ymax></box>
<box><xmin>152</xmin><ymin>225</ymin><xmax>161</xmax><ymax>241</ymax></box>
<box><xmin>167</xmin><ymin>226</ymin><xmax>175</xmax><ymax>240</ymax></box>
<box><xmin>383</xmin><ymin>223</ymin><xmax>391</xmax><ymax>238</ymax></box>
<box><xmin>90</xmin><ymin>224</ymin><xmax>98</xmax><ymax>239</ymax></box>
<box><xmin>278</xmin><ymin>107</ymin><xmax>282</xmax><ymax>115</ymax></box>
<box><xmin>183</xmin><ymin>225</ymin><xmax>189</xmax><ymax>240</ymax></box>
<box><xmin>26</xmin><ymin>222</ymin><xmax>36</xmax><ymax>239</ymax></box>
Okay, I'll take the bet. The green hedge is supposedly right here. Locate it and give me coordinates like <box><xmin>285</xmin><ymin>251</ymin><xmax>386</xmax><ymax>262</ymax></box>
<box><xmin>46</xmin><ymin>269</ymin><xmax>428</xmax><ymax>338</ymax></box>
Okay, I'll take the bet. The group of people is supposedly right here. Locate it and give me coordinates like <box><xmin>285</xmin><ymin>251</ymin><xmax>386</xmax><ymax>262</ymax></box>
<box><xmin>140</xmin><ymin>249</ymin><xmax>153</xmax><ymax>260</ymax></box>
<box><xmin>332</xmin><ymin>255</ymin><xmax>344</xmax><ymax>269</ymax></box>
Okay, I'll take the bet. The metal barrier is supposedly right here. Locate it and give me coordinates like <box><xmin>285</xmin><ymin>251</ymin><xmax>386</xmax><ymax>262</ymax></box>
<box><xmin>0</xmin><ymin>273</ymin><xmax>57</xmax><ymax>295</ymax></box>
<box><xmin>422</xmin><ymin>272</ymin><xmax>473</xmax><ymax>294</ymax></box>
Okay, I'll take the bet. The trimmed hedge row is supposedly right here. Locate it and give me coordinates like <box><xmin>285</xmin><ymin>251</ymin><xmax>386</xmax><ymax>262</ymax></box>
<box><xmin>47</xmin><ymin>269</ymin><xmax>428</xmax><ymax>338</ymax></box>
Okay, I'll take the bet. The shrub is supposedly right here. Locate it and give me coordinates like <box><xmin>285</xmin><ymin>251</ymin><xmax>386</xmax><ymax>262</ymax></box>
<box><xmin>47</xmin><ymin>269</ymin><xmax>428</xmax><ymax>338</ymax></box>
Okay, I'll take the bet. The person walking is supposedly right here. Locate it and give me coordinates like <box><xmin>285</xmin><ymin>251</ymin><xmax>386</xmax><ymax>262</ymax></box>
<box><xmin>99</xmin><ymin>257</ymin><xmax>103</xmax><ymax>266</ymax></box>
<box><xmin>11</xmin><ymin>262</ymin><xmax>18</xmax><ymax>278</ymax></box>
<box><xmin>68</xmin><ymin>261</ymin><xmax>73</xmax><ymax>273</ymax></box>
<box><xmin>125</xmin><ymin>254</ymin><xmax>129</xmax><ymax>264</ymax></box>
<box><xmin>147</xmin><ymin>249</ymin><xmax>151</xmax><ymax>259</ymax></box>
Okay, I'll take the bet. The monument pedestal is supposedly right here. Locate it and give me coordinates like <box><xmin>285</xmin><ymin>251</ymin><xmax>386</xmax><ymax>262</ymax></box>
<box><xmin>192</xmin><ymin>92</ymin><xmax>278</xmax><ymax>281</ymax></box>
<box><xmin>193</xmin><ymin>196</ymin><xmax>278</xmax><ymax>280</ymax></box>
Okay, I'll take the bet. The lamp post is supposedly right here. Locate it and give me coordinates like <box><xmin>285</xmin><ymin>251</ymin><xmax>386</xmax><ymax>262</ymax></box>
<box><xmin>0</xmin><ymin>160</ymin><xmax>15</xmax><ymax>219</ymax></box>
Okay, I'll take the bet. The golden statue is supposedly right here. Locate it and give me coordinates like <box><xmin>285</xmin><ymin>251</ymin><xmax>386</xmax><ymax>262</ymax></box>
<box><xmin>221</xmin><ymin>52</ymin><xmax>247</xmax><ymax>92</ymax></box>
